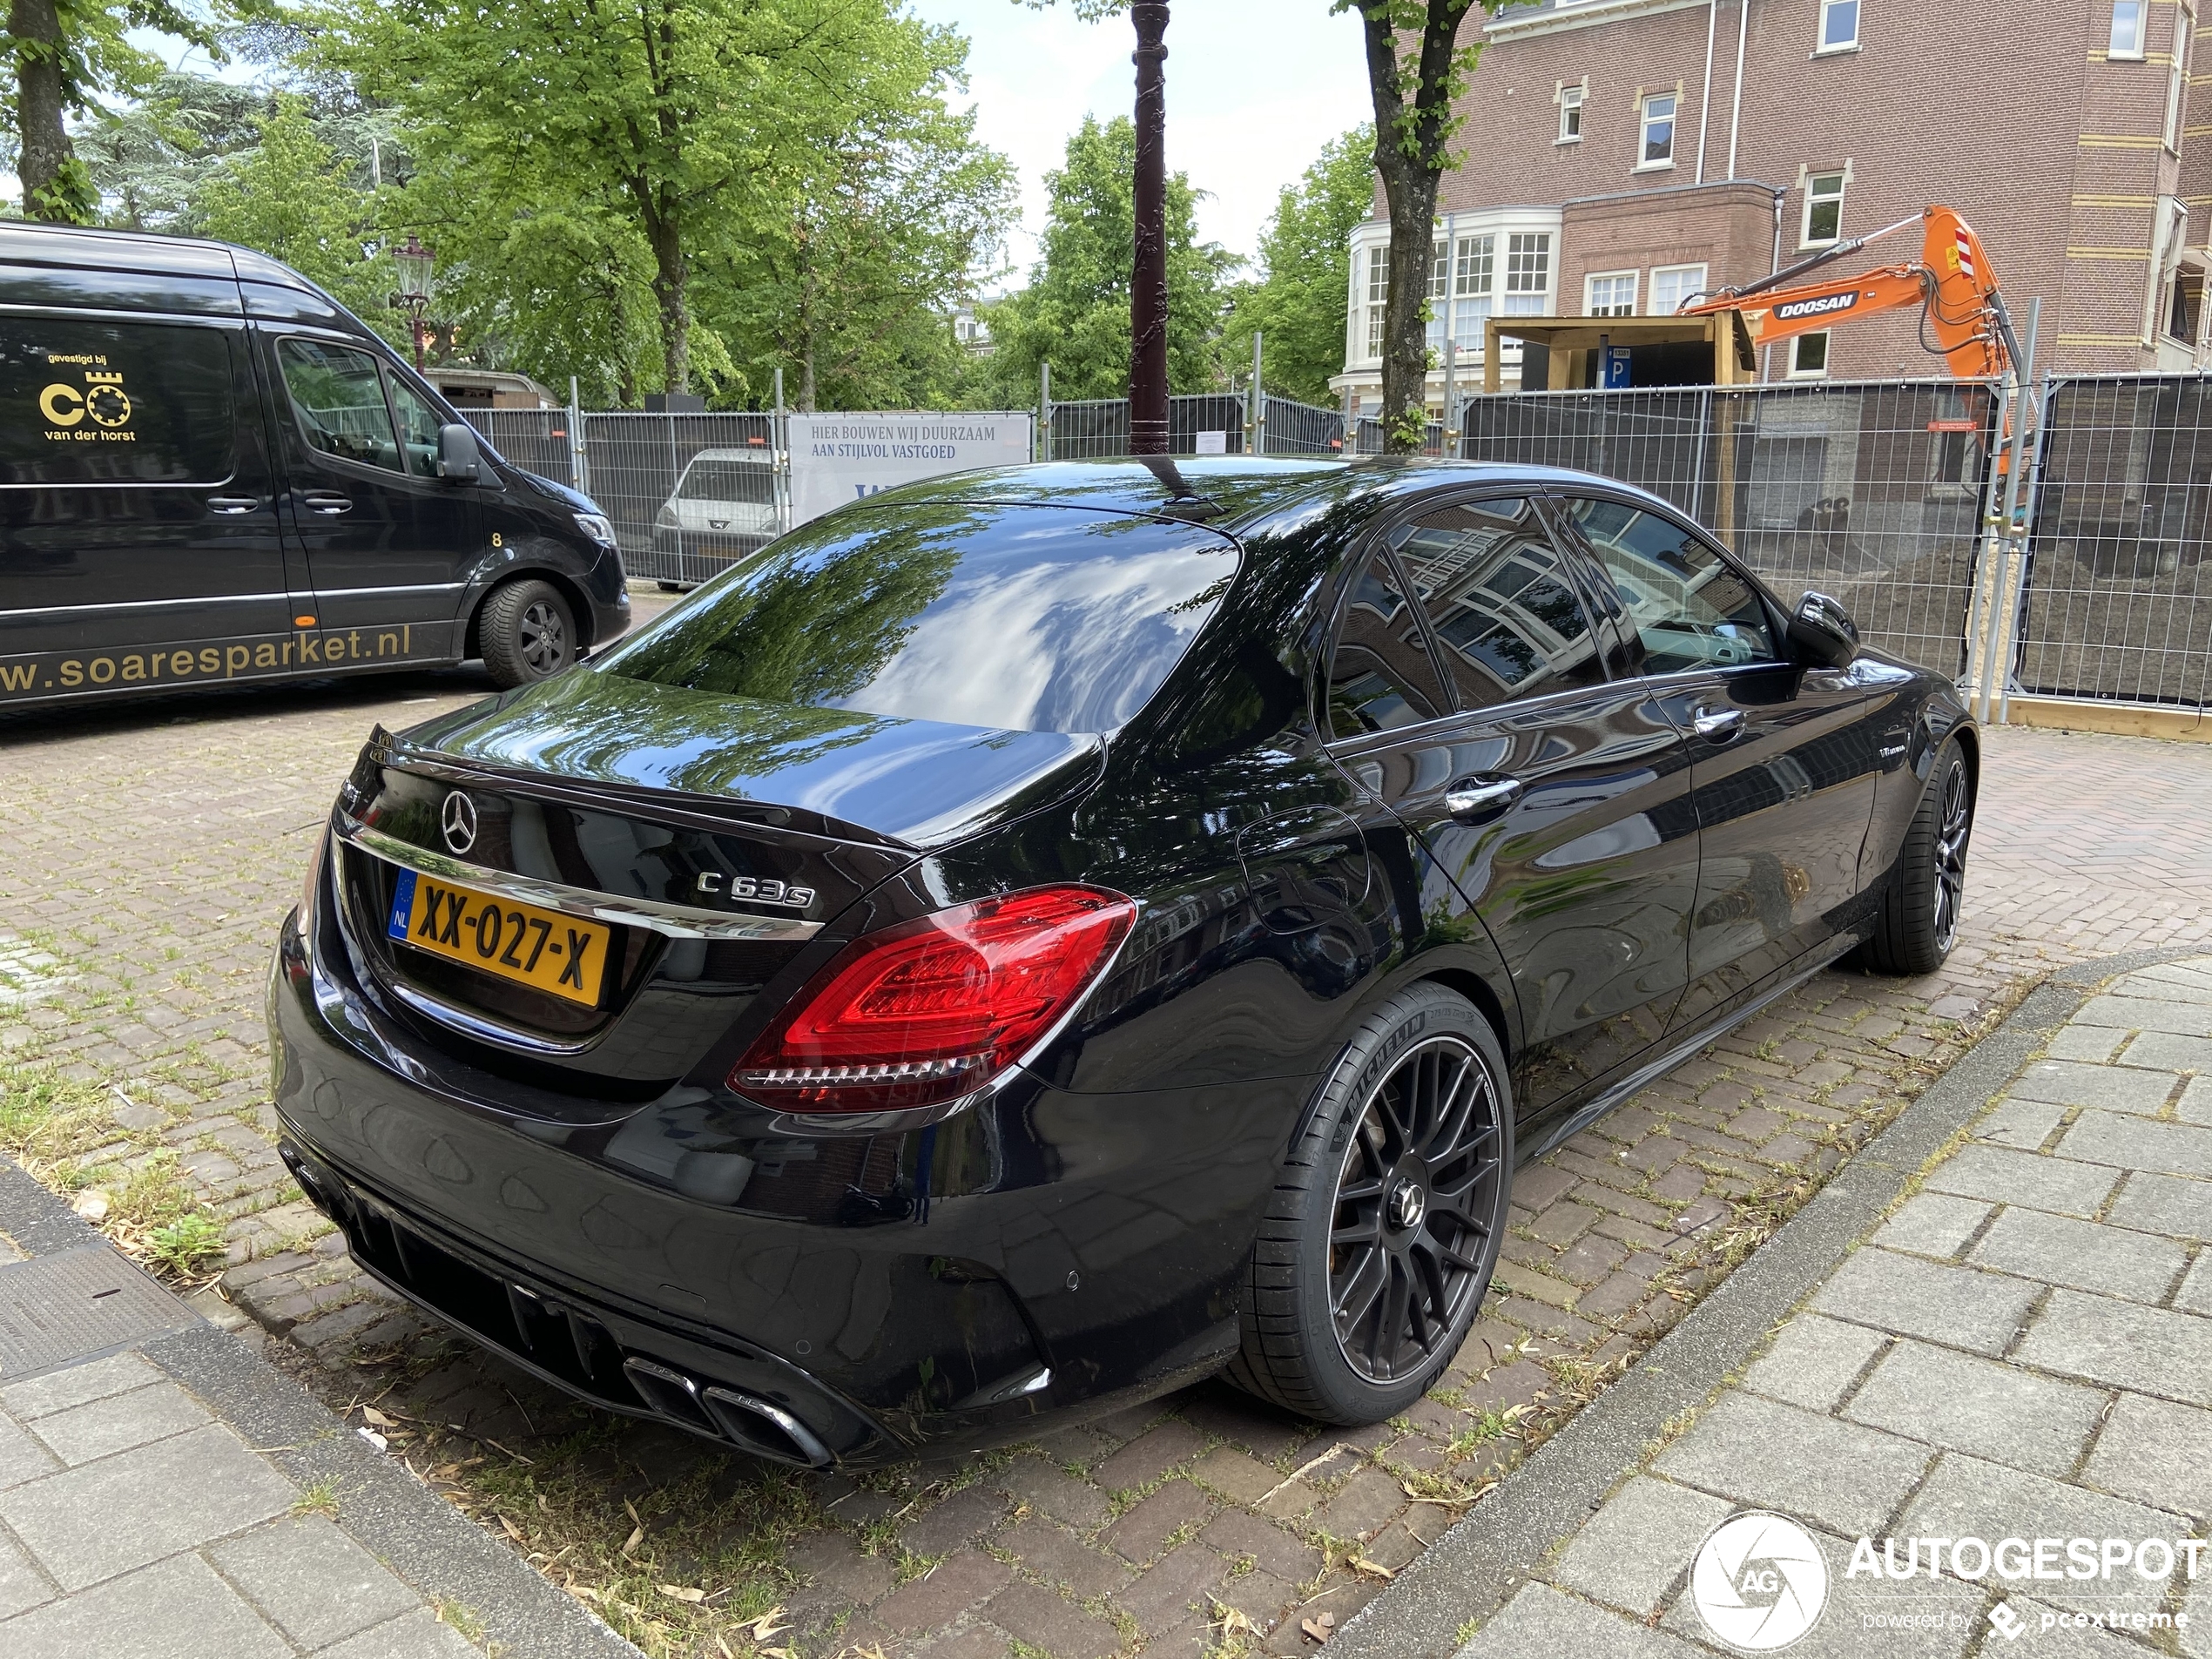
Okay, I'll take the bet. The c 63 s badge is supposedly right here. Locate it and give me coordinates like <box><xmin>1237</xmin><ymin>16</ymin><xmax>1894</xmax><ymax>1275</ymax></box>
<box><xmin>695</xmin><ymin>872</ymin><xmax>815</xmax><ymax>909</ymax></box>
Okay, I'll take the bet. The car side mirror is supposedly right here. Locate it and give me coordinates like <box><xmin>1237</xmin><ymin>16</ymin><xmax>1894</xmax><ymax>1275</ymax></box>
<box><xmin>1788</xmin><ymin>590</ymin><xmax>1860</xmax><ymax>669</ymax></box>
<box><xmin>436</xmin><ymin>422</ymin><xmax>481</xmax><ymax>483</ymax></box>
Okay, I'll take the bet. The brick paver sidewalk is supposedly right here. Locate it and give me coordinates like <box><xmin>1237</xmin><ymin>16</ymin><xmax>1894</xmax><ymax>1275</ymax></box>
<box><xmin>0</xmin><ymin>1162</ymin><xmax>637</xmax><ymax>1659</ymax></box>
<box><xmin>2</xmin><ymin>649</ymin><xmax>2209</xmax><ymax>1656</ymax></box>
<box><xmin>1447</xmin><ymin>955</ymin><xmax>2212</xmax><ymax>1659</ymax></box>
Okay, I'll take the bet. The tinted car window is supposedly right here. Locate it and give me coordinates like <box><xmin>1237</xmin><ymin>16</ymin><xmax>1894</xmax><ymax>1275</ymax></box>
<box><xmin>1</xmin><ymin>317</ymin><xmax>235</xmax><ymax>484</ymax></box>
<box><xmin>600</xmin><ymin>502</ymin><xmax>1237</xmax><ymax>735</ymax></box>
<box><xmin>1326</xmin><ymin>548</ymin><xmax>1450</xmax><ymax>738</ymax></box>
<box><xmin>1390</xmin><ymin>497</ymin><xmax>1606</xmax><ymax>710</ymax></box>
<box><xmin>1565</xmin><ymin>496</ymin><xmax>1778</xmax><ymax>675</ymax></box>
<box><xmin>280</xmin><ymin>338</ymin><xmax>401</xmax><ymax>472</ymax></box>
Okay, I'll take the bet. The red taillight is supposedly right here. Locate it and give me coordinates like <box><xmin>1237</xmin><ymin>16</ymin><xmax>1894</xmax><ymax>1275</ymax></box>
<box><xmin>729</xmin><ymin>885</ymin><xmax>1136</xmax><ymax>1113</ymax></box>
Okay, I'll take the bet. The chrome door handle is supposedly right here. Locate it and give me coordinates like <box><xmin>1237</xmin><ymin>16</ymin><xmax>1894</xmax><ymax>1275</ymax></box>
<box><xmin>1693</xmin><ymin>706</ymin><xmax>1747</xmax><ymax>741</ymax></box>
<box><xmin>302</xmin><ymin>491</ymin><xmax>353</xmax><ymax>516</ymax></box>
<box><xmin>207</xmin><ymin>496</ymin><xmax>260</xmax><ymax>515</ymax></box>
<box><xmin>1444</xmin><ymin>777</ymin><xmax>1523</xmax><ymax>823</ymax></box>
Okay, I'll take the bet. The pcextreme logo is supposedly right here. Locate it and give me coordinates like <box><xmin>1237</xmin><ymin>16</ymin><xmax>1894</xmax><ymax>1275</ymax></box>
<box><xmin>37</xmin><ymin>351</ymin><xmax>136</xmax><ymax>445</ymax></box>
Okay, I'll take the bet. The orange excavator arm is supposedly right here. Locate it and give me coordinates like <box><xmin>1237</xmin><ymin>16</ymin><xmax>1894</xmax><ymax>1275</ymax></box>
<box><xmin>1677</xmin><ymin>206</ymin><xmax>2021</xmax><ymax>380</ymax></box>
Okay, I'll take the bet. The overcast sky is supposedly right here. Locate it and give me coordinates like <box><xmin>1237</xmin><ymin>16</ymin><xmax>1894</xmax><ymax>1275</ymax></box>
<box><xmin>75</xmin><ymin>2</ymin><xmax>1377</xmax><ymax>276</ymax></box>
<box><xmin>903</xmin><ymin>1</ymin><xmax>1374</xmax><ymax>282</ymax></box>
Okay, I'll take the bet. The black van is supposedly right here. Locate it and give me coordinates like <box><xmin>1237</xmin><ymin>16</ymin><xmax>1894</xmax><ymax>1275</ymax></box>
<box><xmin>0</xmin><ymin>223</ymin><xmax>629</xmax><ymax>709</ymax></box>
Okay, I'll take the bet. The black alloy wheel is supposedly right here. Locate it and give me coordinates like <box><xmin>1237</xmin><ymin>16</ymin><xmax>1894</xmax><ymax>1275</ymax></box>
<box><xmin>1228</xmin><ymin>982</ymin><xmax>1513</xmax><ymax>1423</ymax></box>
<box><xmin>1329</xmin><ymin>1034</ymin><xmax>1505</xmax><ymax>1385</ymax></box>
<box><xmin>480</xmin><ymin>577</ymin><xmax>578</xmax><ymax>689</ymax></box>
<box><xmin>1861</xmin><ymin>737</ymin><xmax>1974</xmax><ymax>975</ymax></box>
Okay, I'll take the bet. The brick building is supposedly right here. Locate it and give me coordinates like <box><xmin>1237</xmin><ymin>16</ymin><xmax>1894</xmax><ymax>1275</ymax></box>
<box><xmin>1335</xmin><ymin>0</ymin><xmax>2212</xmax><ymax>404</ymax></box>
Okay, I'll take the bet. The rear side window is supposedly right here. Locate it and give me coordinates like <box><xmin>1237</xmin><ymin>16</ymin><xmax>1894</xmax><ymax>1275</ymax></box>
<box><xmin>279</xmin><ymin>338</ymin><xmax>401</xmax><ymax>471</ymax></box>
<box><xmin>1</xmin><ymin>317</ymin><xmax>236</xmax><ymax>484</ymax></box>
<box><xmin>1326</xmin><ymin>548</ymin><xmax>1450</xmax><ymax>738</ymax></box>
<box><xmin>1390</xmin><ymin>497</ymin><xmax>1606</xmax><ymax>709</ymax></box>
<box><xmin>600</xmin><ymin>502</ymin><xmax>1238</xmax><ymax>736</ymax></box>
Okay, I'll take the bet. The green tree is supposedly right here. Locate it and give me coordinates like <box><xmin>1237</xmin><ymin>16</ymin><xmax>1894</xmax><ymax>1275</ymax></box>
<box><xmin>1339</xmin><ymin>0</ymin><xmax>1501</xmax><ymax>452</ymax></box>
<box><xmin>6</xmin><ymin>0</ymin><xmax>243</xmax><ymax>224</ymax></box>
<box><xmin>319</xmin><ymin>0</ymin><xmax>975</xmax><ymax>401</ymax></box>
<box><xmin>1224</xmin><ymin>124</ymin><xmax>1374</xmax><ymax>407</ymax></box>
<box><xmin>190</xmin><ymin>95</ymin><xmax>405</xmax><ymax>347</ymax></box>
<box><xmin>983</xmin><ymin>114</ymin><xmax>1231</xmax><ymax>404</ymax></box>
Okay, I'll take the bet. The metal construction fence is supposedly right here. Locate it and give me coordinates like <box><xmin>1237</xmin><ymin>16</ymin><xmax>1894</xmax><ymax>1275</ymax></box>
<box><xmin>1451</xmin><ymin>379</ymin><xmax>2001</xmax><ymax>678</ymax></box>
<box><xmin>466</xmin><ymin>375</ymin><xmax>2212</xmax><ymax>712</ymax></box>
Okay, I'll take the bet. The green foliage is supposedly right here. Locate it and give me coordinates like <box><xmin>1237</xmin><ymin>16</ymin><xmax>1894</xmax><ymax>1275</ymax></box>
<box><xmin>1332</xmin><ymin>0</ymin><xmax>1491</xmax><ymax>171</ymax></box>
<box><xmin>147</xmin><ymin>1210</ymin><xmax>226</xmax><ymax>1278</ymax></box>
<box><xmin>318</xmin><ymin>0</ymin><xmax>1010</xmax><ymax>407</ymax></box>
<box><xmin>981</xmin><ymin>114</ymin><xmax>1232</xmax><ymax>404</ymax></box>
<box><xmin>1224</xmin><ymin>125</ymin><xmax>1373</xmax><ymax>406</ymax></box>
<box><xmin>191</xmin><ymin>95</ymin><xmax>407</xmax><ymax>347</ymax></box>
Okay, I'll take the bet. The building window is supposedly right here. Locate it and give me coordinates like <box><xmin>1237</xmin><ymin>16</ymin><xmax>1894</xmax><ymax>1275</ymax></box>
<box><xmin>2166</xmin><ymin>15</ymin><xmax>2190</xmax><ymax>151</ymax></box>
<box><xmin>1559</xmin><ymin>84</ymin><xmax>1584</xmax><ymax>143</ymax></box>
<box><xmin>1504</xmin><ymin>233</ymin><xmax>1553</xmax><ymax>315</ymax></box>
<box><xmin>2168</xmin><ymin>266</ymin><xmax>2205</xmax><ymax>345</ymax></box>
<box><xmin>1803</xmin><ymin>171</ymin><xmax>1847</xmax><ymax>246</ymax></box>
<box><xmin>1649</xmin><ymin>264</ymin><xmax>1709</xmax><ymax>316</ymax></box>
<box><xmin>1817</xmin><ymin>0</ymin><xmax>1859</xmax><ymax>51</ymax></box>
<box><xmin>1427</xmin><ymin>239</ymin><xmax>1453</xmax><ymax>349</ymax></box>
<box><xmin>1639</xmin><ymin>93</ymin><xmax>1676</xmax><ymax>167</ymax></box>
<box><xmin>1454</xmin><ymin>234</ymin><xmax>1496</xmax><ymax>354</ymax></box>
<box><xmin>1790</xmin><ymin>333</ymin><xmax>1831</xmax><ymax>378</ymax></box>
<box><xmin>2111</xmin><ymin>0</ymin><xmax>2146</xmax><ymax>57</ymax></box>
<box><xmin>1586</xmin><ymin>272</ymin><xmax>1638</xmax><ymax>316</ymax></box>
<box><xmin>1366</xmin><ymin>245</ymin><xmax>1388</xmax><ymax>359</ymax></box>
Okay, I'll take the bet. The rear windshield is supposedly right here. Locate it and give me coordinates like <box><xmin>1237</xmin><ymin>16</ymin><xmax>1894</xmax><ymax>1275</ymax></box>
<box><xmin>598</xmin><ymin>502</ymin><xmax>1238</xmax><ymax>735</ymax></box>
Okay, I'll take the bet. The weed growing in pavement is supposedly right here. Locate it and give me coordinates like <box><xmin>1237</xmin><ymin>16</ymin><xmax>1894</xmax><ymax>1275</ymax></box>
<box><xmin>147</xmin><ymin>1211</ymin><xmax>227</xmax><ymax>1278</ymax></box>
<box><xmin>291</xmin><ymin>1477</ymin><xmax>341</xmax><ymax>1519</ymax></box>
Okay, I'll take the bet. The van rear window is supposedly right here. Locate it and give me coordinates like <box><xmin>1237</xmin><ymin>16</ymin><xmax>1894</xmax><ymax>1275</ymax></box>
<box><xmin>599</xmin><ymin>502</ymin><xmax>1238</xmax><ymax>735</ymax></box>
<box><xmin>1</xmin><ymin>318</ymin><xmax>236</xmax><ymax>485</ymax></box>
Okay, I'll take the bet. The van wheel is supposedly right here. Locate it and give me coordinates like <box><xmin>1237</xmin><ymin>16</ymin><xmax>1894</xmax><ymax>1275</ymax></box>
<box><xmin>480</xmin><ymin>579</ymin><xmax>576</xmax><ymax>688</ymax></box>
<box><xmin>1225</xmin><ymin>983</ymin><xmax>1513</xmax><ymax>1425</ymax></box>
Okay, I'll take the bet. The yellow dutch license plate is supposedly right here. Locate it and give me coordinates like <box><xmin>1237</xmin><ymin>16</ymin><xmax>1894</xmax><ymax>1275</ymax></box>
<box><xmin>386</xmin><ymin>867</ymin><xmax>610</xmax><ymax>1007</ymax></box>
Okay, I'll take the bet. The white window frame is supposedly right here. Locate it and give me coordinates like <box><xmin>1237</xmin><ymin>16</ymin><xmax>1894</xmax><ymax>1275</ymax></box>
<box><xmin>1801</xmin><ymin>169</ymin><xmax>1848</xmax><ymax>248</ymax></box>
<box><xmin>1365</xmin><ymin>244</ymin><xmax>1389</xmax><ymax>361</ymax></box>
<box><xmin>1816</xmin><ymin>0</ymin><xmax>1860</xmax><ymax>54</ymax></box>
<box><xmin>2111</xmin><ymin>0</ymin><xmax>2147</xmax><ymax>57</ymax></box>
<box><xmin>1585</xmin><ymin>271</ymin><xmax>1638</xmax><ymax>316</ymax></box>
<box><xmin>1789</xmin><ymin>332</ymin><xmax>1832</xmax><ymax>379</ymax></box>
<box><xmin>1453</xmin><ymin>233</ymin><xmax>1497</xmax><ymax>358</ymax></box>
<box><xmin>1503</xmin><ymin>232</ymin><xmax>1554</xmax><ymax>317</ymax></box>
<box><xmin>1558</xmin><ymin>80</ymin><xmax>1586</xmax><ymax>145</ymax></box>
<box><xmin>1636</xmin><ymin>92</ymin><xmax>1677</xmax><ymax>171</ymax></box>
<box><xmin>1649</xmin><ymin>263</ymin><xmax>1709</xmax><ymax>317</ymax></box>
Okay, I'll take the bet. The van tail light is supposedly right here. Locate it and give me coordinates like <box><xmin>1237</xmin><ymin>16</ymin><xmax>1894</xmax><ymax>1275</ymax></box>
<box><xmin>729</xmin><ymin>886</ymin><xmax>1136</xmax><ymax>1114</ymax></box>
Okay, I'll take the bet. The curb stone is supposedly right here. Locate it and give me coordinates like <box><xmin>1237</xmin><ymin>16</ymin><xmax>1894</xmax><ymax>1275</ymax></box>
<box><xmin>0</xmin><ymin>1153</ymin><xmax>641</xmax><ymax>1659</ymax></box>
<box><xmin>1329</xmin><ymin>946</ymin><xmax>2210</xmax><ymax>1659</ymax></box>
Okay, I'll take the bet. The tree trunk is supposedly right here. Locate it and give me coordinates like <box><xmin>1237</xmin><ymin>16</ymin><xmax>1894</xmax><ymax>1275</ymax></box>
<box><xmin>1128</xmin><ymin>2</ymin><xmax>1170</xmax><ymax>455</ymax></box>
<box><xmin>1358</xmin><ymin>3</ymin><xmax>1476</xmax><ymax>456</ymax></box>
<box><xmin>10</xmin><ymin>0</ymin><xmax>89</xmax><ymax>225</ymax></box>
<box><xmin>640</xmin><ymin>193</ymin><xmax>691</xmax><ymax>395</ymax></box>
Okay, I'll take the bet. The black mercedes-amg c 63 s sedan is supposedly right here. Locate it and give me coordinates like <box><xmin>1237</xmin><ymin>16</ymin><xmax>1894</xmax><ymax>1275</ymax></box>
<box><xmin>269</xmin><ymin>457</ymin><xmax>1976</xmax><ymax>1467</ymax></box>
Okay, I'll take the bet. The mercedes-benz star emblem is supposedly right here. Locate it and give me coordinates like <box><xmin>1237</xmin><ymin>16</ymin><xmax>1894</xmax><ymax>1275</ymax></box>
<box><xmin>441</xmin><ymin>792</ymin><xmax>479</xmax><ymax>855</ymax></box>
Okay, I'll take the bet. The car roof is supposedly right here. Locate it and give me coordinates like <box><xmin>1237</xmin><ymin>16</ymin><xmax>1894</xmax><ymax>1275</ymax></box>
<box><xmin>855</xmin><ymin>456</ymin><xmax>1697</xmax><ymax>538</ymax></box>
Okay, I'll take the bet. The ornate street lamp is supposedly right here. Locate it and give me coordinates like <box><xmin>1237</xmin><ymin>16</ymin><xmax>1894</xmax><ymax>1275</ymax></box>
<box><xmin>1128</xmin><ymin>2</ymin><xmax>1169</xmax><ymax>455</ymax></box>
<box><xmin>389</xmin><ymin>234</ymin><xmax>435</xmax><ymax>371</ymax></box>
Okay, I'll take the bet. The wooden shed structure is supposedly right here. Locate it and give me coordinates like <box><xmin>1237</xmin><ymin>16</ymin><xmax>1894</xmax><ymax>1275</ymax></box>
<box><xmin>1480</xmin><ymin>313</ymin><xmax>1758</xmax><ymax>394</ymax></box>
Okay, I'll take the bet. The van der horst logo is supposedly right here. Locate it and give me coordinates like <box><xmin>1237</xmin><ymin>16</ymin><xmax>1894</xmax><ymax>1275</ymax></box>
<box><xmin>38</xmin><ymin>356</ymin><xmax>135</xmax><ymax>440</ymax></box>
<box><xmin>1773</xmin><ymin>291</ymin><xmax>1862</xmax><ymax>323</ymax></box>
<box><xmin>1692</xmin><ymin>1512</ymin><xmax>1831</xmax><ymax>1650</ymax></box>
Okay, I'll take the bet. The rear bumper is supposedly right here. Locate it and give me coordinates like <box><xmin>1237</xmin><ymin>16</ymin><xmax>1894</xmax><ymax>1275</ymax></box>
<box><xmin>268</xmin><ymin>899</ymin><xmax>1303</xmax><ymax>1464</ymax></box>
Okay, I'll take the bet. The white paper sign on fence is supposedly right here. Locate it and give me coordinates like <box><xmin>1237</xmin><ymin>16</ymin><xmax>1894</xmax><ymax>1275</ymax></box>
<box><xmin>786</xmin><ymin>412</ymin><xmax>1035</xmax><ymax>527</ymax></box>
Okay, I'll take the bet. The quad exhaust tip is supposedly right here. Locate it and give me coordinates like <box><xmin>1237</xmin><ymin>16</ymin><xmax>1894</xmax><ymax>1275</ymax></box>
<box><xmin>621</xmin><ymin>1357</ymin><xmax>833</xmax><ymax>1468</ymax></box>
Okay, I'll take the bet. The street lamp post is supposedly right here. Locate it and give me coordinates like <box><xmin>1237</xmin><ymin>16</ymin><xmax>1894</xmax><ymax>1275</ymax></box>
<box><xmin>389</xmin><ymin>234</ymin><xmax>435</xmax><ymax>372</ymax></box>
<box><xmin>1128</xmin><ymin>2</ymin><xmax>1169</xmax><ymax>455</ymax></box>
